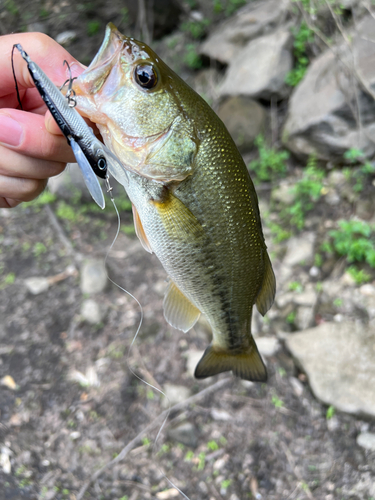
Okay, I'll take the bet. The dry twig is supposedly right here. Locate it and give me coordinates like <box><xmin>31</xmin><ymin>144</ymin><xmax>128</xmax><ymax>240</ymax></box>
<box><xmin>76</xmin><ymin>377</ymin><xmax>231</xmax><ymax>500</ymax></box>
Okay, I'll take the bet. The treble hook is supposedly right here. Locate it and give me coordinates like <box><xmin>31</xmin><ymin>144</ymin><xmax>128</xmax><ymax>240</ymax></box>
<box><xmin>61</xmin><ymin>60</ymin><xmax>77</xmax><ymax>108</ymax></box>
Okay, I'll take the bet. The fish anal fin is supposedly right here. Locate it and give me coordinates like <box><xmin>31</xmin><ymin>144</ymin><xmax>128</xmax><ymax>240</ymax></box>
<box><xmin>132</xmin><ymin>204</ymin><xmax>153</xmax><ymax>254</ymax></box>
<box><xmin>163</xmin><ymin>280</ymin><xmax>201</xmax><ymax>333</ymax></box>
<box><xmin>151</xmin><ymin>192</ymin><xmax>204</xmax><ymax>240</ymax></box>
<box><xmin>194</xmin><ymin>339</ymin><xmax>267</xmax><ymax>382</ymax></box>
<box><xmin>256</xmin><ymin>250</ymin><xmax>276</xmax><ymax>316</ymax></box>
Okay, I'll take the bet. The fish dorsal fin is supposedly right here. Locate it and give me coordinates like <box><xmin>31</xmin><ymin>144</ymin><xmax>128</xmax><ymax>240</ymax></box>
<box><xmin>151</xmin><ymin>192</ymin><xmax>204</xmax><ymax>240</ymax></box>
<box><xmin>194</xmin><ymin>337</ymin><xmax>267</xmax><ymax>382</ymax></box>
<box><xmin>163</xmin><ymin>280</ymin><xmax>201</xmax><ymax>333</ymax></box>
<box><xmin>256</xmin><ymin>250</ymin><xmax>276</xmax><ymax>316</ymax></box>
<box><xmin>132</xmin><ymin>204</ymin><xmax>153</xmax><ymax>254</ymax></box>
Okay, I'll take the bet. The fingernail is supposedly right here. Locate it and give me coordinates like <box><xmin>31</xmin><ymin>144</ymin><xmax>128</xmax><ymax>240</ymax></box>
<box><xmin>0</xmin><ymin>114</ymin><xmax>23</xmax><ymax>147</ymax></box>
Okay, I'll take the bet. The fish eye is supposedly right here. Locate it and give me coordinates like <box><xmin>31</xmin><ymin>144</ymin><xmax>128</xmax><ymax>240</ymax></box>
<box><xmin>97</xmin><ymin>157</ymin><xmax>107</xmax><ymax>170</ymax></box>
<box><xmin>134</xmin><ymin>64</ymin><xmax>158</xmax><ymax>90</ymax></box>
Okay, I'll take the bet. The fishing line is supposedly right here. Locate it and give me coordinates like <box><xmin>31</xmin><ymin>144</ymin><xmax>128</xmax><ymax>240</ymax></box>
<box><xmin>11</xmin><ymin>45</ymin><xmax>23</xmax><ymax>110</ymax></box>
<box><xmin>103</xmin><ymin>179</ymin><xmax>191</xmax><ymax>500</ymax></box>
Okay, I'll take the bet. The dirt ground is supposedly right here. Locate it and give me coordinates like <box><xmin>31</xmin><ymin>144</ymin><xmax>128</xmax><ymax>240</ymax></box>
<box><xmin>0</xmin><ymin>196</ymin><xmax>375</xmax><ymax>500</ymax></box>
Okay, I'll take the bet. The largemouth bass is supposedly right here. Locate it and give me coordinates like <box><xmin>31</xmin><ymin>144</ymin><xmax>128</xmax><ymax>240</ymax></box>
<box><xmin>72</xmin><ymin>24</ymin><xmax>276</xmax><ymax>381</ymax></box>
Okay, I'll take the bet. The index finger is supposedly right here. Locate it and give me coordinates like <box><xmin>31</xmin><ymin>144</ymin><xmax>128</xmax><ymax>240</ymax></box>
<box><xmin>0</xmin><ymin>32</ymin><xmax>85</xmax><ymax>98</ymax></box>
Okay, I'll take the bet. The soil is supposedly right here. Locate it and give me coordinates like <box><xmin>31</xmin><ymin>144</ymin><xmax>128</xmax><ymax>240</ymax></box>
<box><xmin>1</xmin><ymin>195</ymin><xmax>374</xmax><ymax>500</ymax></box>
<box><xmin>1</xmin><ymin>1</ymin><xmax>375</xmax><ymax>500</ymax></box>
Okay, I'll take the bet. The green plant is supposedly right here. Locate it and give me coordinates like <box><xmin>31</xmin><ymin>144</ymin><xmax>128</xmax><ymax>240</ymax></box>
<box><xmin>33</xmin><ymin>242</ymin><xmax>47</xmax><ymax>257</ymax></box>
<box><xmin>184</xmin><ymin>44</ymin><xmax>203</xmax><ymax>69</ymax></box>
<box><xmin>121</xmin><ymin>224</ymin><xmax>135</xmax><ymax>235</ymax></box>
<box><xmin>185</xmin><ymin>450</ymin><xmax>194</xmax><ymax>462</ymax></box>
<box><xmin>181</xmin><ymin>18</ymin><xmax>210</xmax><ymax>39</ymax></box>
<box><xmin>4</xmin><ymin>272</ymin><xmax>15</xmax><ymax>285</ymax></box>
<box><xmin>142</xmin><ymin>437</ymin><xmax>151</xmax><ymax>447</ymax></box>
<box><xmin>5</xmin><ymin>0</ymin><xmax>19</xmax><ymax>15</ymax></box>
<box><xmin>146</xmin><ymin>389</ymin><xmax>154</xmax><ymax>400</ymax></box>
<box><xmin>288</xmin><ymin>281</ymin><xmax>303</xmax><ymax>293</ymax></box>
<box><xmin>328</xmin><ymin>220</ymin><xmax>375</xmax><ymax>267</ymax></box>
<box><xmin>271</xmin><ymin>395</ymin><xmax>284</xmax><ymax>408</ymax></box>
<box><xmin>343</xmin><ymin>148</ymin><xmax>375</xmax><ymax>193</ymax></box>
<box><xmin>197</xmin><ymin>451</ymin><xmax>206</xmax><ymax>470</ymax></box>
<box><xmin>286</xmin><ymin>311</ymin><xmax>296</xmax><ymax>324</ymax></box>
<box><xmin>326</xmin><ymin>405</ymin><xmax>335</xmax><ymax>419</ymax></box>
<box><xmin>248</xmin><ymin>135</ymin><xmax>289</xmax><ymax>183</ymax></box>
<box><xmin>207</xmin><ymin>440</ymin><xmax>219</xmax><ymax>451</ymax></box>
<box><xmin>268</xmin><ymin>221</ymin><xmax>292</xmax><ymax>243</ymax></box>
<box><xmin>87</xmin><ymin>20</ymin><xmax>100</xmax><ymax>36</ymax></box>
<box><xmin>347</xmin><ymin>266</ymin><xmax>371</xmax><ymax>285</ymax></box>
<box><xmin>285</xmin><ymin>160</ymin><xmax>325</xmax><ymax>229</ymax></box>
<box><xmin>225</xmin><ymin>0</ymin><xmax>246</xmax><ymax>16</ymax></box>
<box><xmin>56</xmin><ymin>201</ymin><xmax>81</xmax><ymax>222</ymax></box>
<box><xmin>285</xmin><ymin>21</ymin><xmax>314</xmax><ymax>86</ymax></box>
<box><xmin>213</xmin><ymin>0</ymin><xmax>224</xmax><ymax>13</ymax></box>
<box><xmin>219</xmin><ymin>436</ymin><xmax>227</xmax><ymax>446</ymax></box>
<box><xmin>33</xmin><ymin>191</ymin><xmax>57</xmax><ymax>206</ymax></box>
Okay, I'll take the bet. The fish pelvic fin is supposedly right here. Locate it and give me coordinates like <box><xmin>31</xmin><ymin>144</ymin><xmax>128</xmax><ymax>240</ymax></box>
<box><xmin>256</xmin><ymin>250</ymin><xmax>276</xmax><ymax>316</ymax></box>
<box><xmin>194</xmin><ymin>338</ymin><xmax>267</xmax><ymax>382</ymax></box>
<box><xmin>163</xmin><ymin>280</ymin><xmax>201</xmax><ymax>333</ymax></box>
<box><xmin>132</xmin><ymin>204</ymin><xmax>153</xmax><ymax>254</ymax></box>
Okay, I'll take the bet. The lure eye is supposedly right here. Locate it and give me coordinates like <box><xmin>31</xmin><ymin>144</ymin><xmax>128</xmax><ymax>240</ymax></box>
<box><xmin>97</xmin><ymin>157</ymin><xmax>107</xmax><ymax>170</ymax></box>
<box><xmin>134</xmin><ymin>64</ymin><xmax>158</xmax><ymax>89</ymax></box>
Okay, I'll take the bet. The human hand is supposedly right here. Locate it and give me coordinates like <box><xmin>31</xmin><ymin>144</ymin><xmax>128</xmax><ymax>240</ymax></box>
<box><xmin>0</xmin><ymin>32</ymin><xmax>86</xmax><ymax>208</ymax></box>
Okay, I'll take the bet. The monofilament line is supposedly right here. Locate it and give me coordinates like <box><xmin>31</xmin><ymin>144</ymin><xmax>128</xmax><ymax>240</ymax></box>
<box><xmin>98</xmin><ymin>185</ymin><xmax>191</xmax><ymax>499</ymax></box>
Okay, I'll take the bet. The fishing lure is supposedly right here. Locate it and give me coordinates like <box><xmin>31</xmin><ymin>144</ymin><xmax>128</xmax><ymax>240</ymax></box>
<box><xmin>12</xmin><ymin>43</ymin><xmax>126</xmax><ymax>209</ymax></box>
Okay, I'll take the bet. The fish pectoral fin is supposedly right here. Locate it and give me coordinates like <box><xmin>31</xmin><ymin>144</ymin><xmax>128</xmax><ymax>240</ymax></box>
<box><xmin>163</xmin><ymin>280</ymin><xmax>201</xmax><ymax>333</ymax></box>
<box><xmin>132</xmin><ymin>204</ymin><xmax>153</xmax><ymax>254</ymax></box>
<box><xmin>194</xmin><ymin>339</ymin><xmax>267</xmax><ymax>382</ymax></box>
<box><xmin>151</xmin><ymin>192</ymin><xmax>204</xmax><ymax>240</ymax></box>
<box><xmin>256</xmin><ymin>250</ymin><xmax>276</xmax><ymax>316</ymax></box>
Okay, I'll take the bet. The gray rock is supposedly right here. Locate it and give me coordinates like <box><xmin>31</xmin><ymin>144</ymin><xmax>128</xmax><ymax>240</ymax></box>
<box><xmin>217</xmin><ymin>97</ymin><xmax>266</xmax><ymax>152</ymax></box>
<box><xmin>282</xmin><ymin>15</ymin><xmax>375</xmax><ymax>160</ymax></box>
<box><xmin>271</xmin><ymin>181</ymin><xmax>296</xmax><ymax>205</ymax></box>
<box><xmin>163</xmin><ymin>383</ymin><xmax>191</xmax><ymax>407</ymax></box>
<box><xmin>293</xmin><ymin>288</ymin><xmax>317</xmax><ymax>306</ymax></box>
<box><xmin>360</xmin><ymin>284</ymin><xmax>375</xmax><ymax>297</ymax></box>
<box><xmin>219</xmin><ymin>30</ymin><xmax>293</xmax><ymax>100</ymax></box>
<box><xmin>283</xmin><ymin>233</ymin><xmax>315</xmax><ymax>267</ymax></box>
<box><xmin>295</xmin><ymin>305</ymin><xmax>315</xmax><ymax>330</ymax></box>
<box><xmin>211</xmin><ymin>409</ymin><xmax>232</xmax><ymax>421</ymax></box>
<box><xmin>286</xmin><ymin>321</ymin><xmax>375</xmax><ymax>417</ymax></box>
<box><xmin>256</xmin><ymin>336</ymin><xmax>280</xmax><ymax>357</ymax></box>
<box><xmin>167</xmin><ymin>422</ymin><xmax>197</xmax><ymax>448</ymax></box>
<box><xmin>200</xmin><ymin>0</ymin><xmax>289</xmax><ymax>64</ymax></box>
<box><xmin>80</xmin><ymin>299</ymin><xmax>106</xmax><ymax>324</ymax></box>
<box><xmin>55</xmin><ymin>31</ymin><xmax>77</xmax><ymax>46</ymax></box>
<box><xmin>356</xmin><ymin>432</ymin><xmax>375</xmax><ymax>451</ymax></box>
<box><xmin>24</xmin><ymin>276</ymin><xmax>50</xmax><ymax>295</ymax></box>
<box><xmin>356</xmin><ymin>198</ymin><xmax>375</xmax><ymax>220</ymax></box>
<box><xmin>184</xmin><ymin>350</ymin><xmax>205</xmax><ymax>378</ymax></box>
<box><xmin>80</xmin><ymin>259</ymin><xmax>107</xmax><ymax>295</ymax></box>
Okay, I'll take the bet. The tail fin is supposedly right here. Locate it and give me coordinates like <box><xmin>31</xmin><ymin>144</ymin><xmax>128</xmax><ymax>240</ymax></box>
<box><xmin>194</xmin><ymin>338</ymin><xmax>267</xmax><ymax>382</ymax></box>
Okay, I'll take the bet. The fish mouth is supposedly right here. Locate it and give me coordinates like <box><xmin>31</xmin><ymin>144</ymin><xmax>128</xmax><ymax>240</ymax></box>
<box><xmin>87</xmin><ymin>23</ymin><xmax>125</xmax><ymax>70</ymax></box>
<box><xmin>86</xmin><ymin>23</ymin><xmax>151</xmax><ymax>70</ymax></box>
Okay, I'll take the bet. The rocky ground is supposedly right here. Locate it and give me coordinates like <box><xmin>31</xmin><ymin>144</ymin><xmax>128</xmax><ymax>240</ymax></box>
<box><xmin>1</xmin><ymin>1</ymin><xmax>375</xmax><ymax>499</ymax></box>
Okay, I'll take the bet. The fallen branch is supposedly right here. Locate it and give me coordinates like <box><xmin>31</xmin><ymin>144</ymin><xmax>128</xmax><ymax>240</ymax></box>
<box><xmin>76</xmin><ymin>377</ymin><xmax>231</xmax><ymax>500</ymax></box>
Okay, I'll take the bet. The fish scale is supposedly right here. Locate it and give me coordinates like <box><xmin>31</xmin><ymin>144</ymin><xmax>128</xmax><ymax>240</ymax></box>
<box><xmin>72</xmin><ymin>23</ymin><xmax>276</xmax><ymax>381</ymax></box>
